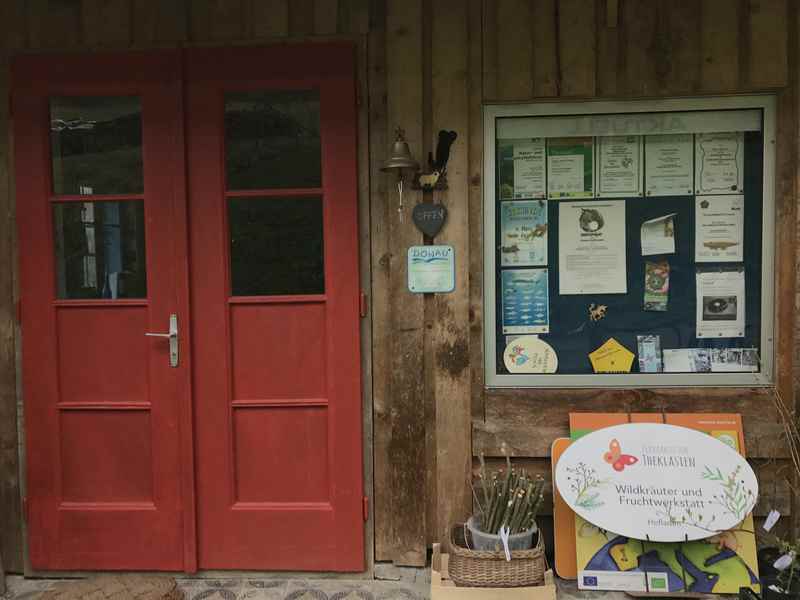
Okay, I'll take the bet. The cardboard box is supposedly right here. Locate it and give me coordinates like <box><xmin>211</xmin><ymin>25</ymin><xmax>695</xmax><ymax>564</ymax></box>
<box><xmin>431</xmin><ymin>543</ymin><xmax>557</xmax><ymax>600</ymax></box>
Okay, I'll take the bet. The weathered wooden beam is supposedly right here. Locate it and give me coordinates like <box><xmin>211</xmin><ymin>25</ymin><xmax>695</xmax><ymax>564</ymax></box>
<box><xmin>0</xmin><ymin>50</ymin><xmax>22</xmax><ymax>575</ymax></box>
<box><xmin>289</xmin><ymin>0</ymin><xmax>315</xmax><ymax>36</ymax></box>
<box><xmin>749</xmin><ymin>0</ymin><xmax>788</xmax><ymax>89</ymax></box>
<box><xmin>467</xmin><ymin>0</ymin><xmax>484</xmax><ymax>422</ymax></box>
<box><xmin>384</xmin><ymin>0</ymin><xmax>426</xmax><ymax>567</ymax></box>
<box><xmin>558</xmin><ymin>0</ymin><xmax>596</xmax><ymax>96</ymax></box>
<box><xmin>246</xmin><ymin>0</ymin><xmax>289</xmax><ymax>38</ymax></box>
<box><xmin>532</xmin><ymin>0</ymin><xmax>558</xmax><ymax>98</ymax></box>
<box><xmin>700</xmin><ymin>0</ymin><xmax>740</xmax><ymax>92</ymax></box>
<box><xmin>314</xmin><ymin>0</ymin><xmax>338</xmax><ymax>35</ymax></box>
<box><xmin>28</xmin><ymin>0</ymin><xmax>82</xmax><ymax>48</ymax></box>
<box><xmin>475</xmin><ymin>389</ymin><xmax>789</xmax><ymax>459</ymax></box>
<box><xmin>495</xmin><ymin>0</ymin><xmax>532</xmax><ymax>100</ymax></box>
<box><xmin>369</xmin><ymin>0</ymin><xmax>393</xmax><ymax>563</ymax></box>
<box><xmin>432</xmin><ymin>0</ymin><xmax>471</xmax><ymax>553</ymax></box>
<box><xmin>82</xmin><ymin>0</ymin><xmax>132</xmax><ymax>46</ymax></box>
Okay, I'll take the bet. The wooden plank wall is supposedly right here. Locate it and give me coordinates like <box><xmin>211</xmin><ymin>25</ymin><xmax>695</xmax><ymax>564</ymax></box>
<box><xmin>0</xmin><ymin>0</ymin><xmax>797</xmax><ymax>571</ymax></box>
<box><xmin>473</xmin><ymin>0</ymin><xmax>799</xmax><ymax>558</ymax></box>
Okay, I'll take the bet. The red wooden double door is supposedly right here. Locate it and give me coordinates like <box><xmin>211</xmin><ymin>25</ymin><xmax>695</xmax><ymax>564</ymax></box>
<box><xmin>12</xmin><ymin>45</ymin><xmax>363</xmax><ymax>572</ymax></box>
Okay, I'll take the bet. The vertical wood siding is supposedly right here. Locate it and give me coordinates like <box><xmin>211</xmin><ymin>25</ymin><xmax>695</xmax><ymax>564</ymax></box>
<box><xmin>0</xmin><ymin>0</ymin><xmax>797</xmax><ymax>570</ymax></box>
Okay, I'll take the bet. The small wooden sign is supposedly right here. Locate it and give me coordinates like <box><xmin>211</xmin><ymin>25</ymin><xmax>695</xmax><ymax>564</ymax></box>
<box><xmin>554</xmin><ymin>422</ymin><xmax>758</xmax><ymax>543</ymax></box>
<box><xmin>412</xmin><ymin>202</ymin><xmax>447</xmax><ymax>238</ymax></box>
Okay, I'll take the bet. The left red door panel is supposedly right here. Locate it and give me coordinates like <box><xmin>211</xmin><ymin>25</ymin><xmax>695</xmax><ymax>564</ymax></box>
<box><xmin>12</xmin><ymin>52</ymin><xmax>191</xmax><ymax>570</ymax></box>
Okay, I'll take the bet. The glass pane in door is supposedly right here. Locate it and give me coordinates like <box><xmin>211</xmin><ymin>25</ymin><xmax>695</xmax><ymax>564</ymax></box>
<box><xmin>53</xmin><ymin>201</ymin><xmax>147</xmax><ymax>299</ymax></box>
<box><xmin>224</xmin><ymin>90</ymin><xmax>321</xmax><ymax>190</ymax></box>
<box><xmin>228</xmin><ymin>196</ymin><xmax>324</xmax><ymax>296</ymax></box>
<box><xmin>50</xmin><ymin>96</ymin><xmax>143</xmax><ymax>195</ymax></box>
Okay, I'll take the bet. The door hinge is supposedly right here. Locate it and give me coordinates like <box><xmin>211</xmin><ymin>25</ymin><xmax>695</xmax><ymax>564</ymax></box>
<box><xmin>15</xmin><ymin>300</ymin><xmax>21</xmax><ymax>325</ymax></box>
<box><xmin>362</xmin><ymin>496</ymin><xmax>369</xmax><ymax>522</ymax></box>
<box><xmin>22</xmin><ymin>496</ymin><xmax>28</xmax><ymax>522</ymax></box>
<box><xmin>359</xmin><ymin>291</ymin><xmax>368</xmax><ymax>318</ymax></box>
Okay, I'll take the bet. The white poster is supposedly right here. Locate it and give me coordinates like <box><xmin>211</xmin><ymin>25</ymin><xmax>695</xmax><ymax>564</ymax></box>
<box><xmin>500</xmin><ymin>200</ymin><xmax>548</xmax><ymax>266</ymax></box>
<box><xmin>558</xmin><ymin>200</ymin><xmax>627</xmax><ymax>294</ymax></box>
<box><xmin>597</xmin><ymin>135</ymin><xmax>642</xmax><ymax>197</ymax></box>
<box><xmin>696</xmin><ymin>268</ymin><xmax>745</xmax><ymax>338</ymax></box>
<box><xmin>695</xmin><ymin>194</ymin><xmax>744</xmax><ymax>262</ymax></box>
<box><xmin>644</xmin><ymin>134</ymin><xmax>694</xmax><ymax>197</ymax></box>
<box><xmin>695</xmin><ymin>132</ymin><xmax>744</xmax><ymax>194</ymax></box>
<box><xmin>640</xmin><ymin>213</ymin><xmax>676</xmax><ymax>256</ymax></box>
<box><xmin>512</xmin><ymin>139</ymin><xmax>546</xmax><ymax>199</ymax></box>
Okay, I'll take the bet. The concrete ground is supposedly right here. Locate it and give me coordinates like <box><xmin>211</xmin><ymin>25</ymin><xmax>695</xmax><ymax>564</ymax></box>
<box><xmin>1</xmin><ymin>573</ymin><xmax>625</xmax><ymax>600</ymax></box>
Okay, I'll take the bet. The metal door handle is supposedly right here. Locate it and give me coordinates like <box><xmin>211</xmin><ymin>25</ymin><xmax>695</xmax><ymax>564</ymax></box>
<box><xmin>145</xmin><ymin>314</ymin><xmax>179</xmax><ymax>367</ymax></box>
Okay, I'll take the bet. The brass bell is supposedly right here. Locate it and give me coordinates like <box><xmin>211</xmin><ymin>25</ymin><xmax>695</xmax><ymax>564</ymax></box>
<box><xmin>381</xmin><ymin>128</ymin><xmax>420</xmax><ymax>172</ymax></box>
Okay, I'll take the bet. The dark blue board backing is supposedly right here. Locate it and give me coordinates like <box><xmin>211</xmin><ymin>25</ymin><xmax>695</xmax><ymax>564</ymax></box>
<box><xmin>494</xmin><ymin>131</ymin><xmax>764</xmax><ymax>375</ymax></box>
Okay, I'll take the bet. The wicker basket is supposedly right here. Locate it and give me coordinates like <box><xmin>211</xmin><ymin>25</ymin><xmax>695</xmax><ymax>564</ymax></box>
<box><xmin>448</xmin><ymin>523</ymin><xmax>546</xmax><ymax>588</ymax></box>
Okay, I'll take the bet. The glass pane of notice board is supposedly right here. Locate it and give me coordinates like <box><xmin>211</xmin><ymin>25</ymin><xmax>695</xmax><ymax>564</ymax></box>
<box><xmin>483</xmin><ymin>97</ymin><xmax>776</xmax><ymax>387</ymax></box>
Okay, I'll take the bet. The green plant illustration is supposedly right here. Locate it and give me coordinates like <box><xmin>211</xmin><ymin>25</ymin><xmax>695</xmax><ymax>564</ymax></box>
<box><xmin>702</xmin><ymin>464</ymin><xmax>755</xmax><ymax>523</ymax></box>
<box><xmin>566</xmin><ymin>462</ymin><xmax>608</xmax><ymax>510</ymax></box>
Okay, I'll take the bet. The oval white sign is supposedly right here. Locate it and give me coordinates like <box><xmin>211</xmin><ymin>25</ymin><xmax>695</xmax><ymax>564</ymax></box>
<box><xmin>554</xmin><ymin>423</ymin><xmax>758</xmax><ymax>542</ymax></box>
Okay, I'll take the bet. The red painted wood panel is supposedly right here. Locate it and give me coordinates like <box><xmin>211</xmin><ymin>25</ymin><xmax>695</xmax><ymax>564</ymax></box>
<box><xmin>186</xmin><ymin>43</ymin><xmax>363</xmax><ymax>571</ymax></box>
<box><xmin>12</xmin><ymin>51</ymin><xmax>188</xmax><ymax>571</ymax></box>
<box><xmin>56</xmin><ymin>307</ymin><xmax>149</xmax><ymax>404</ymax></box>
<box><xmin>231</xmin><ymin>303</ymin><xmax>327</xmax><ymax>399</ymax></box>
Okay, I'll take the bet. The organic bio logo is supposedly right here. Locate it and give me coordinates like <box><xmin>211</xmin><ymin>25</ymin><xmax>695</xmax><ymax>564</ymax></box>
<box><xmin>603</xmin><ymin>438</ymin><xmax>638</xmax><ymax>472</ymax></box>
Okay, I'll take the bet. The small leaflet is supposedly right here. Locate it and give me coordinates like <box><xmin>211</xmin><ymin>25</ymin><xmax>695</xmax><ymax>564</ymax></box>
<box><xmin>644</xmin><ymin>261</ymin><xmax>669</xmax><ymax>312</ymax></box>
<box><xmin>637</xmin><ymin>335</ymin><xmax>663</xmax><ymax>373</ymax></box>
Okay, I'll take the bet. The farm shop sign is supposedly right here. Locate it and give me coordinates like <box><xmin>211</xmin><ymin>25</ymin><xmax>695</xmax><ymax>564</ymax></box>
<box><xmin>554</xmin><ymin>423</ymin><xmax>758</xmax><ymax>542</ymax></box>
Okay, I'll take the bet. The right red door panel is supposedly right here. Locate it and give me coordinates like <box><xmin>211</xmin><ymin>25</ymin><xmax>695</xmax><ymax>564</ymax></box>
<box><xmin>186</xmin><ymin>44</ymin><xmax>364</xmax><ymax>571</ymax></box>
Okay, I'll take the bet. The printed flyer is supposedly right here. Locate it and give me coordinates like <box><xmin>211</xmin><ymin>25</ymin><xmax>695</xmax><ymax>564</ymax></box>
<box><xmin>641</xmin><ymin>213</ymin><xmax>676</xmax><ymax>256</ymax></box>
<box><xmin>500</xmin><ymin>200</ymin><xmax>548</xmax><ymax>266</ymax></box>
<box><xmin>644</xmin><ymin>261</ymin><xmax>669</xmax><ymax>311</ymax></box>
<box><xmin>558</xmin><ymin>200</ymin><xmax>627</xmax><ymax>295</ymax></box>
<box><xmin>644</xmin><ymin>134</ymin><xmax>694</xmax><ymax>197</ymax></box>
<box><xmin>696</xmin><ymin>268</ymin><xmax>745</xmax><ymax>338</ymax></box>
<box><xmin>597</xmin><ymin>135</ymin><xmax>642</xmax><ymax>197</ymax></box>
<box><xmin>565</xmin><ymin>412</ymin><xmax>760</xmax><ymax>595</ymax></box>
<box><xmin>501</xmin><ymin>268</ymin><xmax>550</xmax><ymax>334</ymax></box>
<box><xmin>547</xmin><ymin>137</ymin><xmax>594</xmax><ymax>198</ymax></box>
<box><xmin>695</xmin><ymin>132</ymin><xmax>744</xmax><ymax>194</ymax></box>
<box><xmin>695</xmin><ymin>195</ymin><xmax>744</xmax><ymax>263</ymax></box>
<box><xmin>512</xmin><ymin>138</ymin><xmax>546</xmax><ymax>199</ymax></box>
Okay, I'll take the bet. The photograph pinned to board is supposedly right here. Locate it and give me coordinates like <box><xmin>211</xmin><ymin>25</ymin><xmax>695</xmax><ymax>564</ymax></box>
<box><xmin>503</xmin><ymin>335</ymin><xmax>558</xmax><ymax>373</ymax></box>
<box><xmin>695</xmin><ymin>194</ymin><xmax>744</xmax><ymax>262</ymax></box>
<box><xmin>644</xmin><ymin>133</ymin><xmax>694</xmax><ymax>196</ymax></box>
<box><xmin>695</xmin><ymin>132</ymin><xmax>744</xmax><ymax>194</ymax></box>
<box><xmin>499</xmin><ymin>200</ymin><xmax>548</xmax><ymax>266</ymax></box>
<box><xmin>644</xmin><ymin>260</ymin><xmax>669</xmax><ymax>311</ymax></box>
<box><xmin>711</xmin><ymin>348</ymin><xmax>759</xmax><ymax>373</ymax></box>
<box><xmin>497</xmin><ymin>138</ymin><xmax>546</xmax><ymax>200</ymax></box>
<box><xmin>558</xmin><ymin>200</ymin><xmax>627</xmax><ymax>295</ymax></box>
<box><xmin>710</xmin><ymin>348</ymin><xmax>759</xmax><ymax>372</ymax></box>
<box><xmin>501</xmin><ymin>268</ymin><xmax>549</xmax><ymax>334</ymax></box>
<box><xmin>597</xmin><ymin>135</ymin><xmax>642</xmax><ymax>197</ymax></box>
<box><xmin>547</xmin><ymin>137</ymin><xmax>594</xmax><ymax>199</ymax></box>
<box><xmin>588</xmin><ymin>338</ymin><xmax>635</xmax><ymax>373</ymax></box>
<box><xmin>663</xmin><ymin>348</ymin><xmax>712</xmax><ymax>373</ymax></box>
<box><xmin>696</xmin><ymin>267</ymin><xmax>745</xmax><ymax>338</ymax></box>
<box><xmin>636</xmin><ymin>334</ymin><xmax>663</xmax><ymax>373</ymax></box>
<box><xmin>641</xmin><ymin>213</ymin><xmax>676</xmax><ymax>256</ymax></box>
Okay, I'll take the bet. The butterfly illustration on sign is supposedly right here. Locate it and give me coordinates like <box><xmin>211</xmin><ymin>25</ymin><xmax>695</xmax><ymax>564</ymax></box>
<box><xmin>603</xmin><ymin>439</ymin><xmax>638</xmax><ymax>472</ymax></box>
